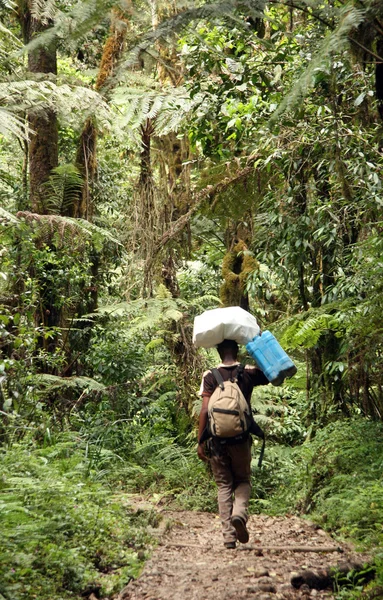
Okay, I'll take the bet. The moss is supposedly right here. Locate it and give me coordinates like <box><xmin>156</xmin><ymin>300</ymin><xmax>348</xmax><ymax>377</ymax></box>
<box><xmin>96</xmin><ymin>10</ymin><xmax>128</xmax><ymax>90</ymax></box>
<box><xmin>220</xmin><ymin>240</ymin><xmax>258</xmax><ymax>308</ymax></box>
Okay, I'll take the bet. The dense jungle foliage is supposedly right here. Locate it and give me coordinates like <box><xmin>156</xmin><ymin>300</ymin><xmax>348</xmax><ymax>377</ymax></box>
<box><xmin>1</xmin><ymin>0</ymin><xmax>383</xmax><ymax>598</ymax></box>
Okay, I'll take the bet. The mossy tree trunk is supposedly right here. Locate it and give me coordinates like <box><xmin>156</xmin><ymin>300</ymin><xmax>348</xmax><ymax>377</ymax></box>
<box><xmin>220</xmin><ymin>239</ymin><xmax>257</xmax><ymax>311</ymax></box>
<box><xmin>73</xmin><ymin>9</ymin><xmax>128</xmax><ymax>220</ymax></box>
<box><xmin>20</xmin><ymin>1</ymin><xmax>58</xmax><ymax>213</ymax></box>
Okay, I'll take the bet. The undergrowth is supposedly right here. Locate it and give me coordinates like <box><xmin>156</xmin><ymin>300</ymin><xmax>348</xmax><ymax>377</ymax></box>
<box><xmin>255</xmin><ymin>419</ymin><xmax>383</xmax><ymax>599</ymax></box>
<box><xmin>0</xmin><ymin>403</ymin><xmax>216</xmax><ymax>600</ymax></box>
<box><xmin>265</xmin><ymin>419</ymin><xmax>383</xmax><ymax>545</ymax></box>
<box><xmin>3</xmin><ymin>371</ymin><xmax>383</xmax><ymax>600</ymax></box>
<box><xmin>0</xmin><ymin>436</ymin><xmax>153</xmax><ymax>600</ymax></box>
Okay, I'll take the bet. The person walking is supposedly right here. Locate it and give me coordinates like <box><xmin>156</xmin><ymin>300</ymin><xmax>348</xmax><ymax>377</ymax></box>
<box><xmin>197</xmin><ymin>338</ymin><xmax>269</xmax><ymax>549</ymax></box>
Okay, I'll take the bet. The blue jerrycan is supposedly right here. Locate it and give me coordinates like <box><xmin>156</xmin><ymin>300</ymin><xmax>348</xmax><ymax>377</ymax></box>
<box><xmin>246</xmin><ymin>331</ymin><xmax>297</xmax><ymax>386</ymax></box>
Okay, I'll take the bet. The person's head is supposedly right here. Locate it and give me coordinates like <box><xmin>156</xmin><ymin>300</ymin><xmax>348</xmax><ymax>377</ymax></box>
<box><xmin>216</xmin><ymin>339</ymin><xmax>239</xmax><ymax>361</ymax></box>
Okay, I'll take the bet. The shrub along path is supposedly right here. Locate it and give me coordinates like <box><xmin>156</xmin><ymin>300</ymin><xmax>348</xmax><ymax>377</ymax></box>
<box><xmin>115</xmin><ymin>509</ymin><xmax>370</xmax><ymax>600</ymax></box>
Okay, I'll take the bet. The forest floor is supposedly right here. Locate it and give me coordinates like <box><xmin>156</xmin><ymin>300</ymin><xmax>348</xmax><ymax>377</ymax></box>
<box><xmin>114</xmin><ymin>501</ymin><xmax>370</xmax><ymax>600</ymax></box>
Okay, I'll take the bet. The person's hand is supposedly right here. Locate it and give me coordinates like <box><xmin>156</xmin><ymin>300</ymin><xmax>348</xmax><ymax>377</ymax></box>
<box><xmin>197</xmin><ymin>443</ymin><xmax>208</xmax><ymax>462</ymax></box>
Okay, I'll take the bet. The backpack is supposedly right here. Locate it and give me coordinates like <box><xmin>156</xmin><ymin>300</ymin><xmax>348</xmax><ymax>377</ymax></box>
<box><xmin>206</xmin><ymin>365</ymin><xmax>266</xmax><ymax>467</ymax></box>
<box><xmin>207</xmin><ymin>366</ymin><xmax>251</xmax><ymax>439</ymax></box>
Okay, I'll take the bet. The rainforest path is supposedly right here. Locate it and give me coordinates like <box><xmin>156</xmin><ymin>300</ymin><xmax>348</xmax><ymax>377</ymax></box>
<box><xmin>114</xmin><ymin>502</ymin><xmax>370</xmax><ymax>600</ymax></box>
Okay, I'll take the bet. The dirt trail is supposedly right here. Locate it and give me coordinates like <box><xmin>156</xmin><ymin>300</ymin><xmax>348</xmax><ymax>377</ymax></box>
<box><xmin>117</xmin><ymin>509</ymin><xmax>368</xmax><ymax>600</ymax></box>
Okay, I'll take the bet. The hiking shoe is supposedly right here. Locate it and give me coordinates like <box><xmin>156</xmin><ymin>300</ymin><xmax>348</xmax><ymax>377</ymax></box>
<box><xmin>231</xmin><ymin>515</ymin><xmax>249</xmax><ymax>543</ymax></box>
<box><xmin>224</xmin><ymin>541</ymin><xmax>236</xmax><ymax>549</ymax></box>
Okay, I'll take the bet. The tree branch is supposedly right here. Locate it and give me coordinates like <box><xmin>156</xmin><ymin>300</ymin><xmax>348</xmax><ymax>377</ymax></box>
<box><xmin>151</xmin><ymin>161</ymin><xmax>257</xmax><ymax>258</ymax></box>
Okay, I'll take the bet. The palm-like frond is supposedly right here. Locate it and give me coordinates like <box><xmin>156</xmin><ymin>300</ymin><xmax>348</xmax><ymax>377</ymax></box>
<box><xmin>268</xmin><ymin>4</ymin><xmax>365</xmax><ymax>125</ymax></box>
<box><xmin>114</xmin><ymin>83</ymin><xmax>202</xmax><ymax>135</ymax></box>
<box><xmin>0</xmin><ymin>207</ymin><xmax>20</xmax><ymax>223</ymax></box>
<box><xmin>22</xmin><ymin>0</ymin><xmax>266</xmax><ymax>64</ymax></box>
<box><xmin>278</xmin><ymin>308</ymin><xmax>345</xmax><ymax>350</ymax></box>
<box><xmin>22</xmin><ymin>0</ymin><xmax>121</xmax><ymax>54</ymax></box>
<box><xmin>0</xmin><ymin>107</ymin><xmax>28</xmax><ymax>140</ymax></box>
<box><xmin>28</xmin><ymin>373</ymin><xmax>106</xmax><ymax>393</ymax></box>
<box><xmin>120</xmin><ymin>0</ymin><xmax>265</xmax><ymax>65</ymax></box>
<box><xmin>44</xmin><ymin>164</ymin><xmax>83</xmax><ymax>215</ymax></box>
<box><xmin>0</xmin><ymin>79</ymin><xmax>111</xmax><ymax>135</ymax></box>
<box><xmin>30</xmin><ymin>0</ymin><xmax>57</xmax><ymax>22</ymax></box>
<box><xmin>14</xmin><ymin>210</ymin><xmax>121</xmax><ymax>248</ymax></box>
<box><xmin>0</xmin><ymin>0</ymin><xmax>15</xmax><ymax>9</ymax></box>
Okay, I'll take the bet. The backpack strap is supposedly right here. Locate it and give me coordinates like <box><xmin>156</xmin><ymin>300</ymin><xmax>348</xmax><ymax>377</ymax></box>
<box><xmin>249</xmin><ymin>419</ymin><xmax>266</xmax><ymax>468</ymax></box>
<box><xmin>258</xmin><ymin>438</ymin><xmax>266</xmax><ymax>468</ymax></box>
<box><xmin>235</xmin><ymin>363</ymin><xmax>245</xmax><ymax>383</ymax></box>
<box><xmin>211</xmin><ymin>368</ymin><xmax>225</xmax><ymax>390</ymax></box>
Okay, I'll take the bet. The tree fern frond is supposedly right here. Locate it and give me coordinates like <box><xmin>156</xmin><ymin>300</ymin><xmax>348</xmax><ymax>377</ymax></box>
<box><xmin>117</xmin><ymin>0</ymin><xmax>266</xmax><ymax>72</ymax></box>
<box><xmin>30</xmin><ymin>0</ymin><xmax>57</xmax><ymax>23</ymax></box>
<box><xmin>97</xmin><ymin>289</ymin><xmax>184</xmax><ymax>334</ymax></box>
<box><xmin>29</xmin><ymin>374</ymin><xmax>106</xmax><ymax>392</ymax></box>
<box><xmin>0</xmin><ymin>207</ymin><xmax>20</xmax><ymax>223</ymax></box>
<box><xmin>269</xmin><ymin>3</ymin><xmax>365</xmax><ymax>125</ymax></box>
<box><xmin>69</xmin><ymin>218</ymin><xmax>122</xmax><ymax>245</ymax></box>
<box><xmin>15</xmin><ymin>211</ymin><xmax>121</xmax><ymax>248</ymax></box>
<box><xmin>114</xmin><ymin>83</ymin><xmax>201</xmax><ymax>135</ymax></box>
<box><xmin>279</xmin><ymin>310</ymin><xmax>342</xmax><ymax>350</ymax></box>
<box><xmin>22</xmin><ymin>0</ymin><xmax>266</xmax><ymax>60</ymax></box>
<box><xmin>0</xmin><ymin>107</ymin><xmax>28</xmax><ymax>140</ymax></box>
<box><xmin>21</xmin><ymin>0</ymin><xmax>119</xmax><ymax>55</ymax></box>
<box><xmin>145</xmin><ymin>94</ymin><xmax>164</xmax><ymax>120</ymax></box>
<box><xmin>187</xmin><ymin>294</ymin><xmax>220</xmax><ymax>309</ymax></box>
<box><xmin>0</xmin><ymin>0</ymin><xmax>15</xmax><ymax>9</ymax></box>
<box><xmin>0</xmin><ymin>22</ymin><xmax>22</xmax><ymax>47</ymax></box>
<box><xmin>44</xmin><ymin>164</ymin><xmax>83</xmax><ymax>215</ymax></box>
<box><xmin>0</xmin><ymin>79</ymin><xmax>111</xmax><ymax>132</ymax></box>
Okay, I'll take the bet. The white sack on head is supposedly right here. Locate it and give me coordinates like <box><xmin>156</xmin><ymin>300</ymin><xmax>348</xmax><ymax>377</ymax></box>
<box><xmin>193</xmin><ymin>306</ymin><xmax>260</xmax><ymax>348</ymax></box>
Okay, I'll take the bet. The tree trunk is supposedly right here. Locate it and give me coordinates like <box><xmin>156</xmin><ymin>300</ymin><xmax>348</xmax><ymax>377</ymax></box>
<box><xmin>74</xmin><ymin>9</ymin><xmax>128</xmax><ymax>219</ymax></box>
<box><xmin>23</xmin><ymin>2</ymin><xmax>58</xmax><ymax>213</ymax></box>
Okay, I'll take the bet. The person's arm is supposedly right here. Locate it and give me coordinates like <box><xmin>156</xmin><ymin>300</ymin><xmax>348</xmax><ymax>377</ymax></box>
<box><xmin>197</xmin><ymin>395</ymin><xmax>210</xmax><ymax>462</ymax></box>
<box><xmin>246</xmin><ymin>364</ymin><xmax>269</xmax><ymax>386</ymax></box>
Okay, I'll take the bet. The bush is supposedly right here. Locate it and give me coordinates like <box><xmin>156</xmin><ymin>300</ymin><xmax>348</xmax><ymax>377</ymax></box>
<box><xmin>0</xmin><ymin>438</ymin><xmax>152</xmax><ymax>600</ymax></box>
<box><xmin>265</xmin><ymin>419</ymin><xmax>383</xmax><ymax>548</ymax></box>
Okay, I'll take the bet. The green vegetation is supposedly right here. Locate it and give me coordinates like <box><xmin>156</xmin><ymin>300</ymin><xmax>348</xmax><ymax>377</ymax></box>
<box><xmin>1</xmin><ymin>0</ymin><xmax>383</xmax><ymax>598</ymax></box>
<box><xmin>1</xmin><ymin>439</ymin><xmax>149</xmax><ymax>600</ymax></box>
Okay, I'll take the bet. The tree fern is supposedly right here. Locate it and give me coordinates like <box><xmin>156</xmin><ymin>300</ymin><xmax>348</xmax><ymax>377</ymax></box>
<box><xmin>29</xmin><ymin>0</ymin><xmax>57</xmax><ymax>22</ymax></box>
<box><xmin>21</xmin><ymin>0</ymin><xmax>121</xmax><ymax>54</ymax></box>
<box><xmin>114</xmin><ymin>84</ymin><xmax>199</xmax><ymax>135</ymax></box>
<box><xmin>278</xmin><ymin>308</ymin><xmax>345</xmax><ymax>350</ymax></box>
<box><xmin>0</xmin><ymin>0</ymin><xmax>15</xmax><ymax>10</ymax></box>
<box><xmin>21</xmin><ymin>0</ymin><xmax>266</xmax><ymax>72</ymax></box>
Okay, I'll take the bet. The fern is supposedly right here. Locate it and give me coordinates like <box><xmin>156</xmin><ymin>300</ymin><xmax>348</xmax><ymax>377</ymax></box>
<box><xmin>30</xmin><ymin>0</ymin><xmax>57</xmax><ymax>22</ymax></box>
<box><xmin>0</xmin><ymin>79</ymin><xmax>111</xmax><ymax>136</ymax></box>
<box><xmin>0</xmin><ymin>21</ymin><xmax>22</xmax><ymax>48</ymax></box>
<box><xmin>28</xmin><ymin>373</ymin><xmax>106</xmax><ymax>393</ymax></box>
<box><xmin>21</xmin><ymin>0</ymin><xmax>265</xmax><ymax>71</ymax></box>
<box><xmin>278</xmin><ymin>307</ymin><xmax>345</xmax><ymax>350</ymax></box>
<box><xmin>21</xmin><ymin>0</ymin><xmax>121</xmax><ymax>54</ymax></box>
<box><xmin>0</xmin><ymin>0</ymin><xmax>15</xmax><ymax>10</ymax></box>
<box><xmin>0</xmin><ymin>107</ymin><xmax>28</xmax><ymax>140</ymax></box>
<box><xmin>12</xmin><ymin>210</ymin><xmax>121</xmax><ymax>250</ymax></box>
<box><xmin>43</xmin><ymin>164</ymin><xmax>83</xmax><ymax>215</ymax></box>
<box><xmin>268</xmin><ymin>3</ymin><xmax>365</xmax><ymax>125</ymax></box>
<box><xmin>117</xmin><ymin>0</ymin><xmax>266</xmax><ymax>71</ymax></box>
<box><xmin>0</xmin><ymin>207</ymin><xmax>20</xmax><ymax>223</ymax></box>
